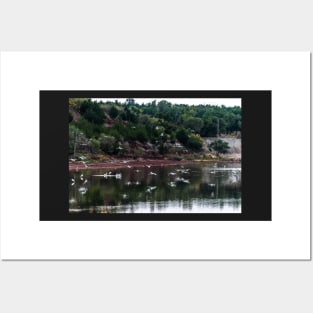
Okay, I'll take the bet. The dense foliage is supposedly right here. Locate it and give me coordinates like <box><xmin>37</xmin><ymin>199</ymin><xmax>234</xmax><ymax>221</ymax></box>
<box><xmin>209</xmin><ymin>139</ymin><xmax>230</xmax><ymax>154</ymax></box>
<box><xmin>69</xmin><ymin>98</ymin><xmax>241</xmax><ymax>156</ymax></box>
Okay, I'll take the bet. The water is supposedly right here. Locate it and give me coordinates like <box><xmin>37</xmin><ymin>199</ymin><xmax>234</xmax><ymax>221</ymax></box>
<box><xmin>69</xmin><ymin>162</ymin><xmax>241</xmax><ymax>214</ymax></box>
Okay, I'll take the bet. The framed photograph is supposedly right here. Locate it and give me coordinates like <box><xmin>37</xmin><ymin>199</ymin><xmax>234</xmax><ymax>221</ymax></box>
<box><xmin>1</xmin><ymin>52</ymin><xmax>310</xmax><ymax>260</ymax></box>
<box><xmin>40</xmin><ymin>90</ymin><xmax>271</xmax><ymax>221</ymax></box>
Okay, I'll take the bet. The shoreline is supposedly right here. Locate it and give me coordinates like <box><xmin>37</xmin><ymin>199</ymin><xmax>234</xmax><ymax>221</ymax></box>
<box><xmin>69</xmin><ymin>158</ymin><xmax>241</xmax><ymax>171</ymax></box>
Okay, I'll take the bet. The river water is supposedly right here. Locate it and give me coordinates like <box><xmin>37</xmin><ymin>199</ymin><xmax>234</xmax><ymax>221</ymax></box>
<box><xmin>69</xmin><ymin>162</ymin><xmax>241</xmax><ymax>214</ymax></box>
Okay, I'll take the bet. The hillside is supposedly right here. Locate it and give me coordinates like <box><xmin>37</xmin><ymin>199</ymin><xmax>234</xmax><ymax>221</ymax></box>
<box><xmin>69</xmin><ymin>98</ymin><xmax>241</xmax><ymax>162</ymax></box>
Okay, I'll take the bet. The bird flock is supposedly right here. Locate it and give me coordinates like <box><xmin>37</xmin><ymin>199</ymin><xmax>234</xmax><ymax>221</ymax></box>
<box><xmin>70</xmin><ymin>163</ymin><xmax>241</xmax><ymax>203</ymax></box>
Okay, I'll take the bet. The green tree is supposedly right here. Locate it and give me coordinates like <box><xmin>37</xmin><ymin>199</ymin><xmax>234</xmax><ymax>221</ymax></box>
<box><xmin>109</xmin><ymin>105</ymin><xmax>119</xmax><ymax>119</ymax></box>
<box><xmin>176</xmin><ymin>128</ymin><xmax>189</xmax><ymax>145</ymax></box>
<box><xmin>209</xmin><ymin>139</ymin><xmax>230</xmax><ymax>154</ymax></box>
<box><xmin>80</xmin><ymin>99</ymin><xmax>104</xmax><ymax>125</ymax></box>
<box><xmin>183</xmin><ymin>117</ymin><xmax>204</xmax><ymax>133</ymax></box>
<box><xmin>187</xmin><ymin>135</ymin><xmax>203</xmax><ymax>152</ymax></box>
<box><xmin>99</xmin><ymin>135</ymin><xmax>117</xmax><ymax>155</ymax></box>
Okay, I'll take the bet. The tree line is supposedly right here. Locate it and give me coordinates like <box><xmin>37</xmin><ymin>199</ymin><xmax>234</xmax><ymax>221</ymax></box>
<box><xmin>69</xmin><ymin>98</ymin><xmax>241</xmax><ymax>156</ymax></box>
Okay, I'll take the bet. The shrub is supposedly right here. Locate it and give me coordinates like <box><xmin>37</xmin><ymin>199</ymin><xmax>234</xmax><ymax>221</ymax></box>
<box><xmin>99</xmin><ymin>135</ymin><xmax>117</xmax><ymax>155</ymax></box>
<box><xmin>109</xmin><ymin>106</ymin><xmax>119</xmax><ymax>119</ymax></box>
<box><xmin>187</xmin><ymin>134</ymin><xmax>203</xmax><ymax>152</ymax></box>
<box><xmin>176</xmin><ymin>128</ymin><xmax>189</xmax><ymax>145</ymax></box>
<box><xmin>209</xmin><ymin>139</ymin><xmax>230</xmax><ymax>154</ymax></box>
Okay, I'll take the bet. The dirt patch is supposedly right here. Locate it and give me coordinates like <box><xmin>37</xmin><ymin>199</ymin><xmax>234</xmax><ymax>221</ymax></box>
<box><xmin>69</xmin><ymin>158</ymin><xmax>240</xmax><ymax>171</ymax></box>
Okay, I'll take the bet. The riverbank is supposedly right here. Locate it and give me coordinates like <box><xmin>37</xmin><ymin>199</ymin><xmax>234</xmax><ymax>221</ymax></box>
<box><xmin>69</xmin><ymin>157</ymin><xmax>240</xmax><ymax>171</ymax></box>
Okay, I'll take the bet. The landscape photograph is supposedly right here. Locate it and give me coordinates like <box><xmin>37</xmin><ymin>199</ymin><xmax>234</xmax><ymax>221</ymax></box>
<box><xmin>68</xmin><ymin>98</ymin><xmax>242</xmax><ymax>214</ymax></box>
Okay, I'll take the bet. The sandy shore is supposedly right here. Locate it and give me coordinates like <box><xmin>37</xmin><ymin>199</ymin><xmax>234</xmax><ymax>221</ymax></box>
<box><xmin>69</xmin><ymin>158</ymin><xmax>240</xmax><ymax>171</ymax></box>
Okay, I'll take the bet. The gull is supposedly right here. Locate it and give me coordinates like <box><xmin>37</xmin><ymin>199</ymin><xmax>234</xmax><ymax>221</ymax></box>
<box><xmin>175</xmin><ymin>177</ymin><xmax>190</xmax><ymax>183</ymax></box>
<box><xmin>78</xmin><ymin>186</ymin><xmax>87</xmax><ymax>194</ymax></box>
<box><xmin>69</xmin><ymin>198</ymin><xmax>76</xmax><ymax>203</ymax></box>
<box><xmin>146</xmin><ymin>186</ymin><xmax>157</xmax><ymax>193</ymax></box>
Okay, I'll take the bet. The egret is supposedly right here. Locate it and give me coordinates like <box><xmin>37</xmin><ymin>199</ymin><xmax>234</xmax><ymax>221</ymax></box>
<box><xmin>78</xmin><ymin>186</ymin><xmax>87</xmax><ymax>194</ymax></box>
<box><xmin>146</xmin><ymin>186</ymin><xmax>157</xmax><ymax>193</ymax></box>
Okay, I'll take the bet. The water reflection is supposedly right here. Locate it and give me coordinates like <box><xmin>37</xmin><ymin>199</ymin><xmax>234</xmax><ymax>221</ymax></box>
<box><xmin>69</xmin><ymin>163</ymin><xmax>241</xmax><ymax>213</ymax></box>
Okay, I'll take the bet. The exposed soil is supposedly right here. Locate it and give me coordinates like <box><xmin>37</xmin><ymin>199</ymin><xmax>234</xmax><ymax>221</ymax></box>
<box><xmin>69</xmin><ymin>157</ymin><xmax>240</xmax><ymax>171</ymax></box>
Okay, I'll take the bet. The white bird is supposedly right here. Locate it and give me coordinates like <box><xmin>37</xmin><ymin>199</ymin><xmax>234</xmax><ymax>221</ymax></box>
<box><xmin>135</xmin><ymin>169</ymin><xmax>141</xmax><ymax>173</ymax></box>
<box><xmin>148</xmin><ymin>172</ymin><xmax>157</xmax><ymax>176</ymax></box>
<box><xmin>146</xmin><ymin>186</ymin><xmax>157</xmax><ymax>193</ymax></box>
<box><xmin>146</xmin><ymin>165</ymin><xmax>151</xmax><ymax>168</ymax></box>
<box><xmin>127</xmin><ymin>165</ymin><xmax>132</xmax><ymax>169</ymax></box>
<box><xmin>71</xmin><ymin>178</ymin><xmax>75</xmax><ymax>186</ymax></box>
<box><xmin>78</xmin><ymin>186</ymin><xmax>87</xmax><ymax>194</ymax></box>
<box><xmin>80</xmin><ymin>174</ymin><xmax>84</xmax><ymax>181</ymax></box>
<box><xmin>82</xmin><ymin>161</ymin><xmax>88</xmax><ymax>168</ymax></box>
<box><xmin>122</xmin><ymin>194</ymin><xmax>128</xmax><ymax>199</ymax></box>
<box><xmin>126</xmin><ymin>181</ymin><xmax>132</xmax><ymax>186</ymax></box>
<box><xmin>168</xmin><ymin>172</ymin><xmax>176</xmax><ymax>176</ymax></box>
<box><xmin>83</xmin><ymin>179</ymin><xmax>88</xmax><ymax>185</ymax></box>
<box><xmin>135</xmin><ymin>181</ymin><xmax>140</xmax><ymax>185</ymax></box>
<box><xmin>175</xmin><ymin>177</ymin><xmax>190</xmax><ymax>183</ymax></box>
